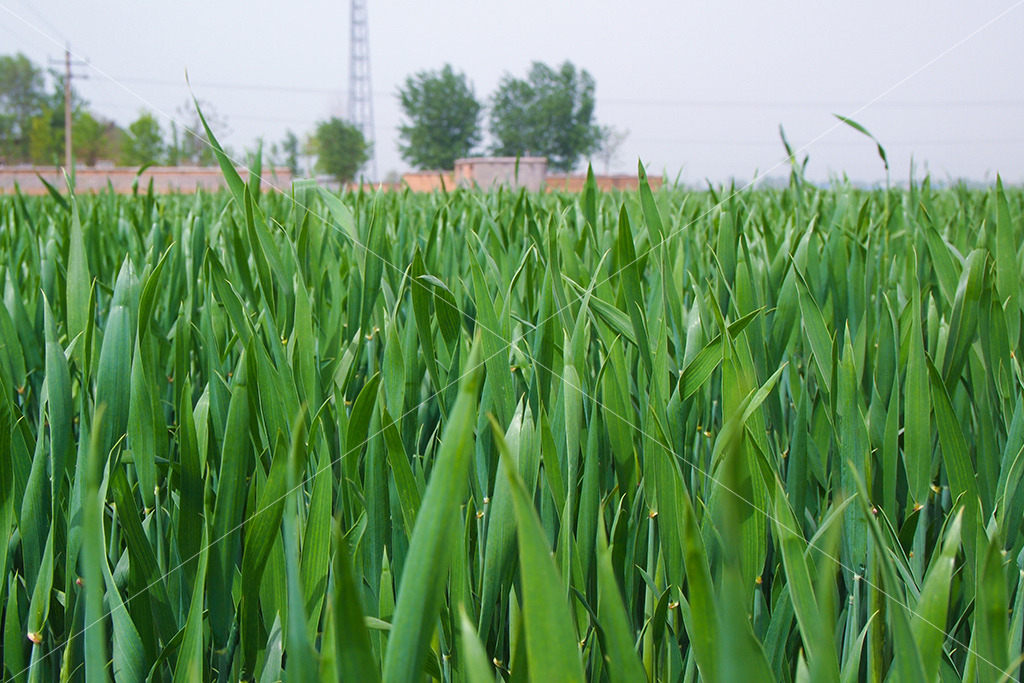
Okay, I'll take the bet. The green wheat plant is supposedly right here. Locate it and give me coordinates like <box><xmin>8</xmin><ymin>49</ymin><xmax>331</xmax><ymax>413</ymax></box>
<box><xmin>0</xmin><ymin>119</ymin><xmax>1022</xmax><ymax>682</ymax></box>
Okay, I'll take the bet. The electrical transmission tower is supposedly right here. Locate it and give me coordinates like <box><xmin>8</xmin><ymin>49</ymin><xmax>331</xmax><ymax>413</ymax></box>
<box><xmin>348</xmin><ymin>0</ymin><xmax>377</xmax><ymax>181</ymax></box>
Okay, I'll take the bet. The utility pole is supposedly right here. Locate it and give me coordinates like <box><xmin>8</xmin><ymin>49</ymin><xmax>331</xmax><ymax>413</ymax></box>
<box><xmin>348</xmin><ymin>0</ymin><xmax>377</xmax><ymax>181</ymax></box>
<box><xmin>50</xmin><ymin>45</ymin><xmax>87</xmax><ymax>172</ymax></box>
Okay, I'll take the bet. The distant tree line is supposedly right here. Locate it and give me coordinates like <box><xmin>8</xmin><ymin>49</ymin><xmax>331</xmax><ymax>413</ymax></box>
<box><xmin>397</xmin><ymin>60</ymin><xmax>627</xmax><ymax>173</ymax></box>
<box><xmin>0</xmin><ymin>53</ymin><xmax>121</xmax><ymax>166</ymax></box>
<box><xmin>1</xmin><ymin>52</ymin><xmax>626</xmax><ymax>184</ymax></box>
<box><xmin>0</xmin><ymin>52</ymin><xmax>311</xmax><ymax>176</ymax></box>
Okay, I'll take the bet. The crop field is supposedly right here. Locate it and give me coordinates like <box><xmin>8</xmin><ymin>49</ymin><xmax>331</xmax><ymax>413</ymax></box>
<box><xmin>1</xmin><ymin>144</ymin><xmax>1023</xmax><ymax>680</ymax></box>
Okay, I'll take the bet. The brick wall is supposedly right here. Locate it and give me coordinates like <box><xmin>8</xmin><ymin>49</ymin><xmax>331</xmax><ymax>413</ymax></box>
<box><xmin>545</xmin><ymin>174</ymin><xmax>663</xmax><ymax>192</ymax></box>
<box><xmin>0</xmin><ymin>166</ymin><xmax>293</xmax><ymax>195</ymax></box>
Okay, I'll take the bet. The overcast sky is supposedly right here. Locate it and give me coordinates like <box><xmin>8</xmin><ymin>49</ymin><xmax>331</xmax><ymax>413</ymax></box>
<box><xmin>3</xmin><ymin>0</ymin><xmax>1023</xmax><ymax>184</ymax></box>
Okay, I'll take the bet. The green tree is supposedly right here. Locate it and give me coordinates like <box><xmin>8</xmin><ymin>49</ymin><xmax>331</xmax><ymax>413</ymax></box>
<box><xmin>169</xmin><ymin>99</ymin><xmax>228</xmax><ymax>166</ymax></box>
<box><xmin>19</xmin><ymin>68</ymin><xmax>107</xmax><ymax>166</ymax></box>
<box><xmin>74</xmin><ymin>111</ymin><xmax>119</xmax><ymax>166</ymax></box>
<box><xmin>27</xmin><ymin>106</ymin><xmax>119</xmax><ymax>166</ymax></box>
<box><xmin>0</xmin><ymin>53</ymin><xmax>47</xmax><ymax>163</ymax></box>
<box><xmin>28</xmin><ymin>105</ymin><xmax>63</xmax><ymax>164</ymax></box>
<box><xmin>281</xmin><ymin>129</ymin><xmax>301</xmax><ymax>175</ymax></box>
<box><xmin>121</xmin><ymin>111</ymin><xmax>165</xmax><ymax>165</ymax></box>
<box><xmin>595</xmin><ymin>125</ymin><xmax>629</xmax><ymax>174</ymax></box>
<box><xmin>313</xmin><ymin>117</ymin><xmax>370</xmax><ymax>183</ymax></box>
<box><xmin>397</xmin><ymin>64</ymin><xmax>481</xmax><ymax>170</ymax></box>
<box><xmin>489</xmin><ymin>61</ymin><xmax>601</xmax><ymax>173</ymax></box>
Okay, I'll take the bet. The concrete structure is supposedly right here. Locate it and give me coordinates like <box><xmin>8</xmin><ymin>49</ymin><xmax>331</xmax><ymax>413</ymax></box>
<box><xmin>454</xmin><ymin>157</ymin><xmax>548</xmax><ymax>192</ymax></box>
<box><xmin>397</xmin><ymin>158</ymin><xmax>662</xmax><ymax>193</ymax></box>
<box><xmin>0</xmin><ymin>165</ymin><xmax>293</xmax><ymax>195</ymax></box>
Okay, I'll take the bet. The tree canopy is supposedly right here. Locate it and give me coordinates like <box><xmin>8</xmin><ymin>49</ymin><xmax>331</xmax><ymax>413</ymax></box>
<box><xmin>1</xmin><ymin>52</ymin><xmax>123</xmax><ymax>166</ymax></box>
<box><xmin>0</xmin><ymin>53</ymin><xmax>47</xmax><ymax>164</ymax></box>
<box><xmin>489</xmin><ymin>61</ymin><xmax>602</xmax><ymax>173</ymax></box>
<box><xmin>397</xmin><ymin>64</ymin><xmax>481</xmax><ymax>170</ymax></box>
<box><xmin>121</xmin><ymin>111</ymin><xmax>166</xmax><ymax>166</ymax></box>
<box><xmin>314</xmin><ymin>117</ymin><xmax>371</xmax><ymax>183</ymax></box>
<box><xmin>169</xmin><ymin>100</ymin><xmax>229</xmax><ymax>166</ymax></box>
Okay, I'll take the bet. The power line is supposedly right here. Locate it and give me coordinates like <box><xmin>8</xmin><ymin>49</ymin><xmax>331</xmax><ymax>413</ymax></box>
<box><xmin>14</xmin><ymin>0</ymin><xmax>64</xmax><ymax>42</ymax></box>
<box><xmin>80</xmin><ymin>103</ymin><xmax>1024</xmax><ymax>147</ymax></box>
<box><xmin>109</xmin><ymin>76</ymin><xmax>353</xmax><ymax>95</ymax></box>
<box><xmin>92</xmin><ymin>101</ymin><xmax>319</xmax><ymax>126</ymax></box>
<box><xmin>600</xmin><ymin>98</ymin><xmax>1024</xmax><ymax>108</ymax></box>
<box><xmin>101</xmin><ymin>76</ymin><xmax>1024</xmax><ymax>109</ymax></box>
<box><xmin>632</xmin><ymin>138</ymin><xmax>1024</xmax><ymax>146</ymax></box>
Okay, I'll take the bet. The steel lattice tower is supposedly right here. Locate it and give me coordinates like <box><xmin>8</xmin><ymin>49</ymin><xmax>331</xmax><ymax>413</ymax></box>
<box><xmin>348</xmin><ymin>0</ymin><xmax>377</xmax><ymax>180</ymax></box>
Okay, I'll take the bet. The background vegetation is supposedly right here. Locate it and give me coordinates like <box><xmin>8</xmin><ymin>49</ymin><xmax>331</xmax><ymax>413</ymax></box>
<box><xmin>397</xmin><ymin>65</ymin><xmax>482</xmax><ymax>170</ymax></box>
<box><xmin>396</xmin><ymin>60</ymin><xmax>608</xmax><ymax>173</ymax></box>
<box><xmin>2</xmin><ymin>52</ymin><xmax>616</xmax><ymax>179</ymax></box>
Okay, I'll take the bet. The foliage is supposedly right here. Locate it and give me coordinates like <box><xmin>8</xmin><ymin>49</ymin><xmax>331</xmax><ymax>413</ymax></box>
<box><xmin>280</xmin><ymin>128</ymin><xmax>301</xmax><ymax>176</ymax></box>
<box><xmin>120</xmin><ymin>111</ymin><xmax>165</xmax><ymax>166</ymax></box>
<box><xmin>489</xmin><ymin>60</ymin><xmax>602</xmax><ymax>172</ymax></box>
<box><xmin>26</xmin><ymin>105</ymin><xmax>121</xmax><ymax>166</ymax></box>
<box><xmin>0</xmin><ymin>140</ymin><xmax>1021</xmax><ymax>682</ymax></box>
<box><xmin>313</xmin><ymin>116</ymin><xmax>371</xmax><ymax>182</ymax></box>
<box><xmin>74</xmin><ymin>110</ymin><xmax>121</xmax><ymax>166</ymax></box>
<box><xmin>397</xmin><ymin>64</ymin><xmax>482</xmax><ymax>170</ymax></box>
<box><xmin>595</xmin><ymin>125</ymin><xmax>629</xmax><ymax>174</ymax></box>
<box><xmin>167</xmin><ymin>99</ymin><xmax>229</xmax><ymax>166</ymax></box>
<box><xmin>1</xmin><ymin>52</ymin><xmax>122</xmax><ymax>166</ymax></box>
<box><xmin>0</xmin><ymin>52</ymin><xmax>47</xmax><ymax>163</ymax></box>
<box><xmin>27</xmin><ymin>105</ymin><xmax>63</xmax><ymax>164</ymax></box>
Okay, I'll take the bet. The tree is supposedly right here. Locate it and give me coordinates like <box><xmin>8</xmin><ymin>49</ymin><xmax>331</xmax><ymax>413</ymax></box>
<box><xmin>267</xmin><ymin>130</ymin><xmax>303</xmax><ymax>176</ymax></box>
<box><xmin>489</xmin><ymin>61</ymin><xmax>602</xmax><ymax>173</ymax></box>
<box><xmin>27</xmin><ymin>104</ymin><xmax>119</xmax><ymax>167</ymax></box>
<box><xmin>169</xmin><ymin>99</ymin><xmax>229</xmax><ymax>166</ymax></box>
<box><xmin>397</xmin><ymin>64</ymin><xmax>481</xmax><ymax>170</ymax></box>
<box><xmin>121</xmin><ymin>111</ymin><xmax>165</xmax><ymax>166</ymax></box>
<box><xmin>594</xmin><ymin>125</ymin><xmax>629</xmax><ymax>174</ymax></box>
<box><xmin>313</xmin><ymin>118</ymin><xmax>370</xmax><ymax>183</ymax></box>
<box><xmin>281</xmin><ymin>129</ymin><xmax>301</xmax><ymax>176</ymax></box>
<box><xmin>74</xmin><ymin>111</ymin><xmax>119</xmax><ymax>166</ymax></box>
<box><xmin>0</xmin><ymin>53</ymin><xmax>47</xmax><ymax>163</ymax></box>
<box><xmin>28</xmin><ymin>105</ymin><xmax>63</xmax><ymax>165</ymax></box>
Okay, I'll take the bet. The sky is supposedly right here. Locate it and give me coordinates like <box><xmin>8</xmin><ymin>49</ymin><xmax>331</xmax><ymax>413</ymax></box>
<box><xmin>2</xmin><ymin>0</ymin><xmax>1023</xmax><ymax>185</ymax></box>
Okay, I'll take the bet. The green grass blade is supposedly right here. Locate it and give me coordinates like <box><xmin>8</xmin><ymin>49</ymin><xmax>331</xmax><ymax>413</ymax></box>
<box><xmin>677</xmin><ymin>479</ymin><xmax>718</xmax><ymax>682</ymax></box>
<box><xmin>65</xmin><ymin>196</ymin><xmax>90</xmax><ymax>369</ymax></box>
<box><xmin>83</xmin><ymin>408</ymin><xmax>109</xmax><ymax>683</ymax></box>
<box><xmin>459</xmin><ymin>606</ymin><xmax>495</xmax><ymax>683</ymax></box>
<box><xmin>239</xmin><ymin>432</ymin><xmax>290</xmax><ymax>677</ymax></box>
<box><xmin>506</xmin><ymin>442</ymin><xmax>586</xmax><ymax>683</ymax></box>
<box><xmin>976</xmin><ymin>534</ymin><xmax>1010</xmax><ymax>683</ymax></box>
<box><xmin>994</xmin><ymin>176</ymin><xmax>1020</xmax><ymax>350</ymax></box>
<box><xmin>616</xmin><ymin>206</ymin><xmax>653</xmax><ymax>377</ymax></box>
<box><xmin>300</xmin><ymin>442</ymin><xmax>332</xmax><ymax>635</ymax></box>
<box><xmin>772</xmin><ymin>479</ymin><xmax>840</xmax><ymax>682</ymax></box>
<box><xmin>25</xmin><ymin>524</ymin><xmax>53</xmax><ymax>648</ymax></box>
<box><xmin>911</xmin><ymin>510</ymin><xmax>961</xmax><ymax>683</ymax></box>
<box><xmin>42</xmin><ymin>294</ymin><xmax>71</xmax><ymax>526</ymax></box>
<box><xmin>905</xmin><ymin>265</ymin><xmax>931</xmax><ymax>510</ymax></box>
<box><xmin>382</xmin><ymin>339</ymin><xmax>482</xmax><ymax>683</ymax></box>
<box><xmin>331</xmin><ymin>517</ymin><xmax>381</xmax><ymax>683</ymax></box>
<box><xmin>172</xmin><ymin>528</ymin><xmax>209</xmax><ymax>683</ymax></box>
<box><xmin>596</xmin><ymin>513</ymin><xmax>647</xmax><ymax>683</ymax></box>
<box><xmin>927</xmin><ymin>357</ymin><xmax>980</xmax><ymax>570</ymax></box>
<box><xmin>208</xmin><ymin>351</ymin><xmax>252</xmax><ymax>651</ymax></box>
